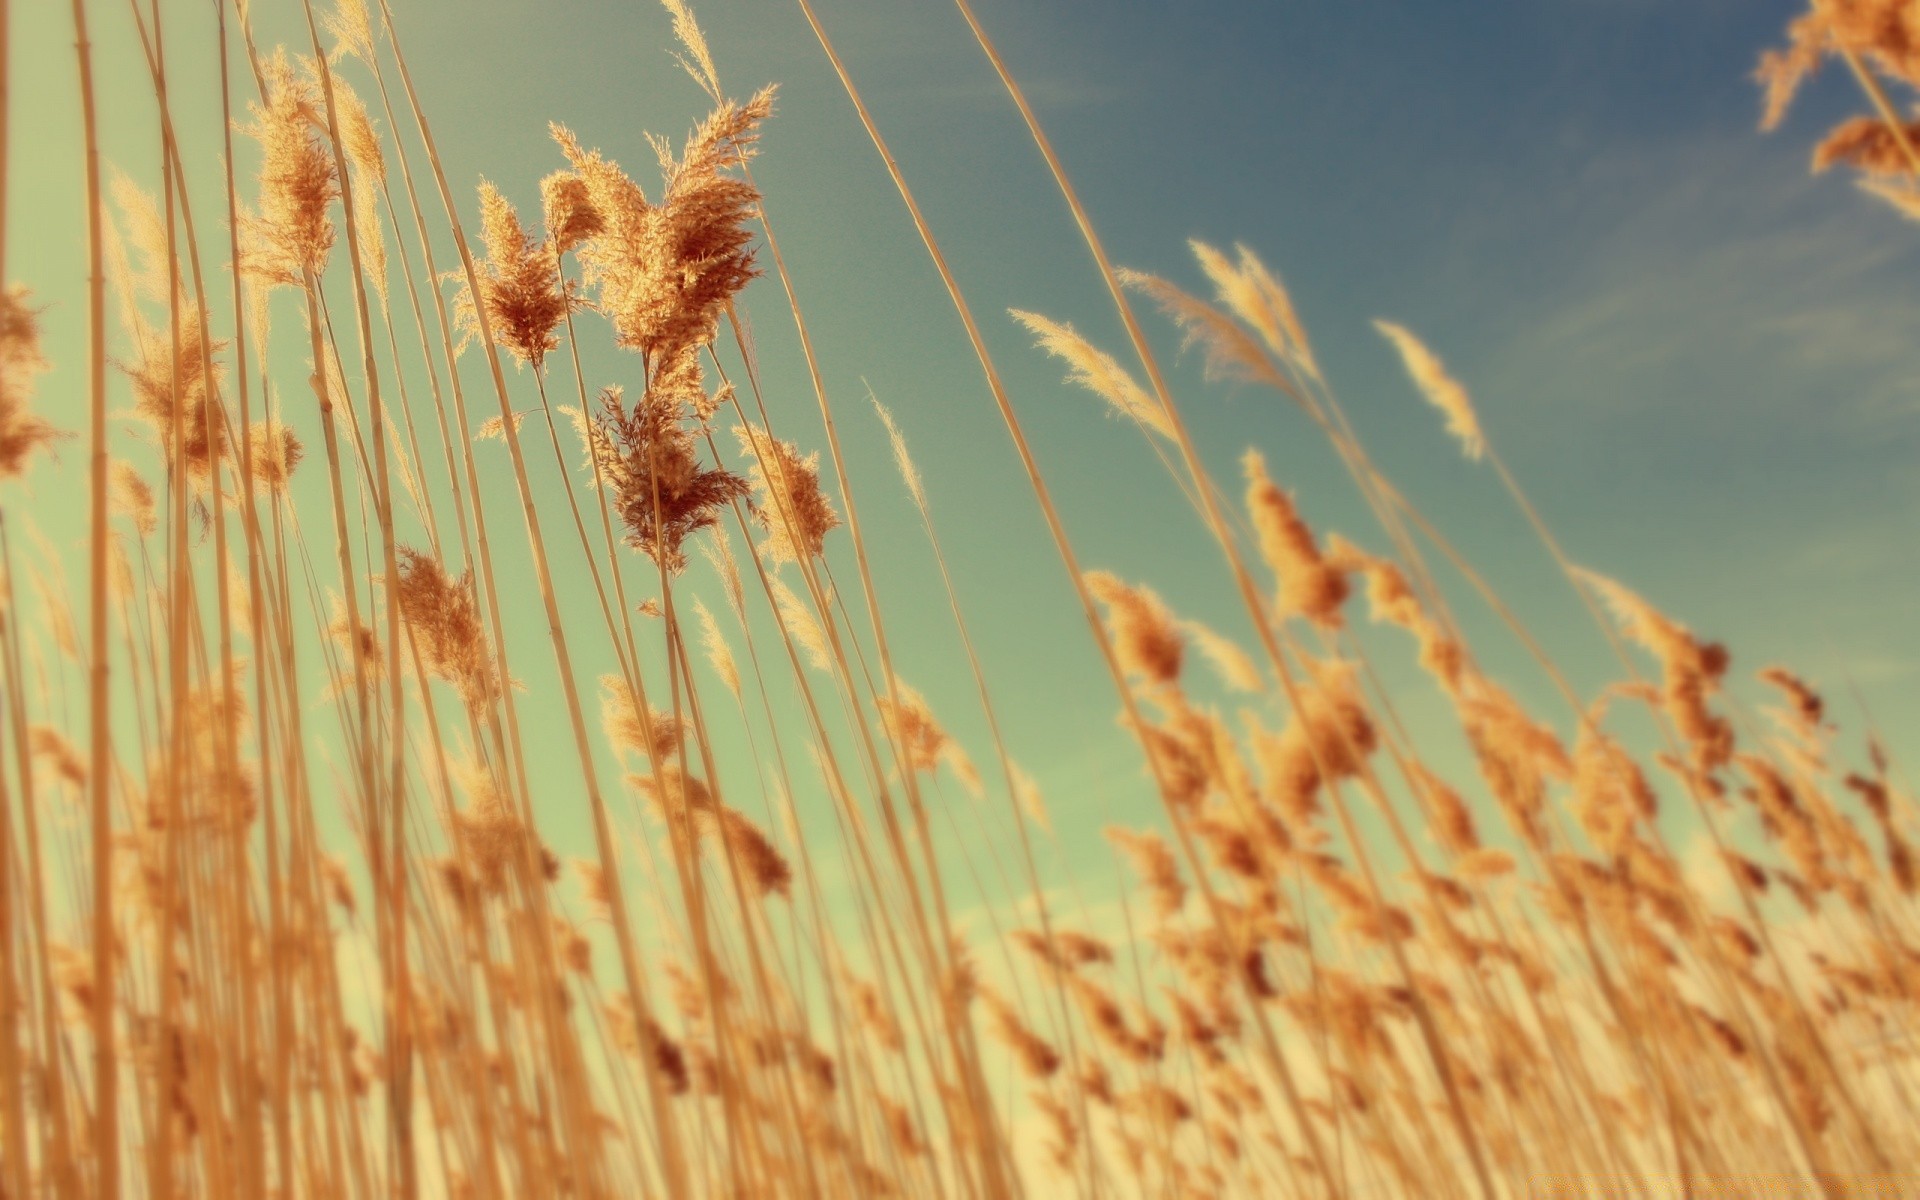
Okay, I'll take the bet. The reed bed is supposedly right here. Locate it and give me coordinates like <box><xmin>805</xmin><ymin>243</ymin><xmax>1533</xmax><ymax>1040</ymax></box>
<box><xmin>2</xmin><ymin>0</ymin><xmax>1916</xmax><ymax>1195</ymax></box>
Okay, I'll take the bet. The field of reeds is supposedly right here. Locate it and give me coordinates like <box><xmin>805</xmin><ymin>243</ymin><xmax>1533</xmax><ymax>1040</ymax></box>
<box><xmin>3</xmin><ymin>0</ymin><xmax>1918</xmax><ymax>1196</ymax></box>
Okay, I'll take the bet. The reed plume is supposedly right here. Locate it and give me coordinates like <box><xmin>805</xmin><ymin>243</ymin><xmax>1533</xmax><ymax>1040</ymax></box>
<box><xmin>240</xmin><ymin>50</ymin><xmax>338</xmax><ymax>286</ymax></box>
<box><xmin>0</xmin><ymin>286</ymin><xmax>56</xmax><ymax>477</ymax></box>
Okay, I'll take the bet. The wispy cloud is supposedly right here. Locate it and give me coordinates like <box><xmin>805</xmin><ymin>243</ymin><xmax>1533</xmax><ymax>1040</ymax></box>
<box><xmin>1475</xmin><ymin>132</ymin><xmax>1920</xmax><ymax>429</ymax></box>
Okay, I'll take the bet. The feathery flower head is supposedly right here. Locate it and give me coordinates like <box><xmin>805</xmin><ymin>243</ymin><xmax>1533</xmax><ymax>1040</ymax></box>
<box><xmin>451</xmin><ymin>764</ymin><xmax>536</xmax><ymax>895</ymax></box>
<box><xmin>145</xmin><ymin>666</ymin><xmax>258</xmax><ymax>831</ymax></box>
<box><xmin>875</xmin><ymin>678</ymin><xmax>969</xmax><ymax>783</ymax></box>
<box><xmin>336</xmin><ymin>81</ymin><xmax>386</xmax><ymax>186</ymax></box>
<box><xmin>241</xmin><ymin>50</ymin><xmax>338</xmax><ymax>286</ymax></box>
<box><xmin>600</xmin><ymin>676</ymin><xmax>684</xmax><ymax>763</ymax></box>
<box><xmin>1460</xmin><ymin>678</ymin><xmax>1570</xmax><ymax>849</ymax></box>
<box><xmin>113</xmin><ymin>463</ymin><xmax>157</xmax><ymax>535</ymax></box>
<box><xmin>1011</xmin><ymin>309</ymin><xmax>1173</xmax><ymax>439</ymax></box>
<box><xmin>1107</xmin><ymin>826</ymin><xmax>1186</xmax><ymax>919</ymax></box>
<box><xmin>125</xmin><ymin>309</ymin><xmax>228</xmax><ymax>478</ymax></box>
<box><xmin>1758</xmin><ymin>0</ymin><xmax>1920</xmax><ymax>131</ymax></box>
<box><xmin>1013</xmin><ymin>928</ymin><xmax>1114</xmax><ymax>972</ymax></box>
<box><xmin>691</xmin><ymin>597</ymin><xmax>740</xmax><ymax>696</ymax></box>
<box><xmin>1335</xmin><ymin>535</ymin><xmax>1463</xmax><ymax>693</ymax></box>
<box><xmin>870</xmin><ymin>393</ymin><xmax>928</xmax><ymax>514</ymax></box>
<box><xmin>768</xmin><ymin>573</ymin><xmax>829</xmax><ymax>671</ymax></box>
<box><xmin>246</xmin><ymin>422</ymin><xmax>304</xmax><ymax>494</ymax></box>
<box><xmin>1759</xmin><ymin>665</ymin><xmax>1826</xmax><ymax>733</ymax></box>
<box><xmin>734</xmin><ymin>424</ymin><xmax>839</xmax><ymax>562</ymax></box>
<box><xmin>395</xmin><ymin>547</ymin><xmax>498</xmax><ymax>707</ymax></box>
<box><xmin>1408</xmin><ymin>763</ymin><xmax>1480</xmax><ymax>857</ymax></box>
<box><xmin>1571</xmin><ymin>721</ymin><xmax>1658</xmax><ymax>859</ymax></box>
<box><xmin>1243</xmin><ymin>450</ymin><xmax>1348</xmax><ymax>628</ymax></box>
<box><xmin>335</xmin><ymin>80</ymin><xmax>389</xmax><ymax>297</ymax></box>
<box><xmin>1012</xmin><ymin>764</ymin><xmax>1051</xmax><ymax>831</ymax></box>
<box><xmin>979</xmin><ymin>989</ymin><xmax>1060</xmax><ymax>1080</ymax></box>
<box><xmin>661</xmin><ymin>0</ymin><xmax>722</xmax><ymax>100</ymax></box>
<box><xmin>1812</xmin><ymin>114</ymin><xmax>1920</xmax><ymax>174</ymax></box>
<box><xmin>552</xmin><ymin>89</ymin><xmax>772</xmax><ymax>363</ymax></box>
<box><xmin>1576</xmin><ymin>568</ymin><xmax>1733</xmax><ymax>772</ymax></box>
<box><xmin>541</xmin><ymin>171</ymin><xmax>604</xmax><ymax>255</ymax></box>
<box><xmin>1261</xmin><ymin>658</ymin><xmax>1375</xmax><ymax>825</ymax></box>
<box><xmin>459</xmin><ymin>181</ymin><xmax>569</xmax><ymax>368</ymax></box>
<box><xmin>0</xmin><ymin>285</ymin><xmax>57</xmax><ymax>478</ymax></box>
<box><xmin>1120</xmin><ymin>265</ymin><xmax>1296</xmax><ymax>398</ymax></box>
<box><xmin>28</xmin><ymin>725</ymin><xmax>88</xmax><ymax>789</ymax></box>
<box><xmin>716</xmin><ymin>806</ymin><xmax>791</xmax><ymax>898</ymax></box>
<box><xmin>324</xmin><ymin>0</ymin><xmax>376</xmax><ymax>63</ymax></box>
<box><xmin>1196</xmin><ymin>240</ymin><xmax>1320</xmax><ymax>380</ymax></box>
<box><xmin>589</xmin><ymin>379</ymin><xmax>749</xmax><ymax>572</ymax></box>
<box><xmin>1181</xmin><ymin>618</ymin><xmax>1261</xmax><ymax>692</ymax></box>
<box><xmin>1085</xmin><ymin>570</ymin><xmax>1185</xmax><ymax>688</ymax></box>
<box><xmin>1374</xmin><ymin>320</ymin><xmax>1485</xmax><ymax>461</ymax></box>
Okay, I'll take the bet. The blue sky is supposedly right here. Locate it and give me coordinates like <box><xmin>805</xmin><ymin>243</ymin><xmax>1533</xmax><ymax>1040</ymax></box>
<box><xmin>10</xmin><ymin>0</ymin><xmax>1917</xmax><ymax>908</ymax></box>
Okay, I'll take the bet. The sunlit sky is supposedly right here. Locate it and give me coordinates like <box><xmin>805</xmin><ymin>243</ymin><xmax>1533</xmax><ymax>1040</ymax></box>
<box><xmin>11</xmin><ymin>0</ymin><xmax>1917</xmax><ymax>907</ymax></box>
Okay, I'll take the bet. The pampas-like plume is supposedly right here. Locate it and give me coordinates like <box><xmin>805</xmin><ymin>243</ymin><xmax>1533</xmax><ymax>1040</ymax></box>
<box><xmin>1373</xmin><ymin>320</ymin><xmax>1486</xmax><ymax>461</ymax></box>
<box><xmin>541</xmin><ymin>171</ymin><xmax>604</xmax><ymax>256</ymax></box>
<box><xmin>1740</xmin><ymin>754</ymin><xmax>1832</xmax><ymax>894</ymax></box>
<box><xmin>1085</xmin><ymin>570</ymin><xmax>1184</xmax><ymax>688</ymax></box>
<box><xmin>734</xmin><ymin>424</ymin><xmax>839</xmax><ymax>562</ymax></box>
<box><xmin>0</xmin><ymin>286</ymin><xmax>57</xmax><ymax>477</ymax></box>
<box><xmin>1812</xmin><ymin>114</ymin><xmax>1920</xmax><ymax>173</ymax></box>
<box><xmin>872</xmin><ymin>393</ymin><xmax>928</xmax><ymax>514</ymax></box>
<box><xmin>324</xmin><ymin>0</ymin><xmax>376</xmax><ymax>63</ymax></box>
<box><xmin>1257</xmin><ymin>657</ymin><xmax>1375</xmax><ymax>827</ymax></box>
<box><xmin>452</xmin><ymin>762</ymin><xmax>552</xmax><ymax>894</ymax></box>
<box><xmin>394</xmin><ymin>548</ymin><xmax>498</xmax><ymax>706</ymax></box>
<box><xmin>1106</xmin><ymin>826</ymin><xmax>1186</xmax><ymax>919</ymax></box>
<box><xmin>1571</xmin><ymin>719</ymin><xmax>1658</xmax><ymax>859</ymax></box>
<box><xmin>716</xmin><ymin>806</ymin><xmax>791</xmax><ymax>898</ymax></box>
<box><xmin>246</xmin><ymin>423</ymin><xmax>304</xmax><ymax>494</ymax></box>
<box><xmin>1460</xmin><ymin>679</ymin><xmax>1571</xmax><ymax>849</ymax></box>
<box><xmin>1013</xmin><ymin>928</ymin><xmax>1113</xmax><ymax>971</ymax></box>
<box><xmin>875</xmin><ymin>677</ymin><xmax>976</xmax><ymax>787</ymax></box>
<box><xmin>1192</xmin><ymin>240</ymin><xmax>1320</xmax><ymax>380</ymax></box>
<box><xmin>458</xmin><ymin>182</ymin><xmax>569</xmax><ymax>367</ymax></box>
<box><xmin>843</xmin><ymin>971</ymin><xmax>903</xmax><ymax>1053</ymax></box>
<box><xmin>1857</xmin><ymin>176</ymin><xmax>1920</xmax><ymax>220</ymax></box>
<box><xmin>1012</xmin><ymin>764</ymin><xmax>1052</xmax><ymax>831</ymax></box>
<box><xmin>1759</xmin><ymin>665</ymin><xmax>1825</xmax><ymax>731</ymax></box>
<box><xmin>28</xmin><ymin>725</ymin><xmax>89</xmax><ymax>789</ymax></box>
<box><xmin>1243</xmin><ymin>450</ymin><xmax>1348</xmax><ymax>628</ymax></box>
<box><xmin>1576</xmin><ymin>568</ymin><xmax>1734</xmax><ymax>772</ymax></box>
<box><xmin>768</xmin><ymin>574</ymin><xmax>829</xmax><ymax>672</ymax></box>
<box><xmin>587</xmin><ymin>379</ymin><xmax>749</xmax><ymax>572</ymax></box>
<box><xmin>1119</xmin><ymin>267</ymin><xmax>1294</xmax><ymax>395</ymax></box>
<box><xmin>1333</xmin><ymin>534</ymin><xmax>1463</xmax><ymax>693</ymax></box>
<box><xmin>1010</xmin><ymin>309</ymin><xmax>1173</xmax><ymax>438</ymax></box>
<box><xmin>551</xmin><ymin>88</ymin><xmax>772</xmax><ymax>362</ymax></box>
<box><xmin>125</xmin><ymin>309</ymin><xmax>227</xmax><ymax>477</ymax></box>
<box><xmin>1757</xmin><ymin>0</ymin><xmax>1920</xmax><ymax>130</ymax></box>
<box><xmin>1408</xmin><ymin>763</ymin><xmax>1481</xmax><ymax>857</ymax></box>
<box><xmin>336</xmin><ymin>80</ymin><xmax>388</xmax><ymax>298</ymax></box>
<box><xmin>660</xmin><ymin>0</ymin><xmax>723</xmax><ymax>99</ymax></box>
<box><xmin>635</xmin><ymin>765</ymin><xmax>789</xmax><ymax>895</ymax></box>
<box><xmin>112</xmin><ymin>463</ymin><xmax>157</xmax><ymax>535</ymax></box>
<box><xmin>1181</xmin><ymin>618</ymin><xmax>1261</xmax><ymax>692</ymax></box>
<box><xmin>143</xmin><ymin>669</ymin><xmax>258</xmax><ymax>832</ymax></box>
<box><xmin>601</xmin><ymin>676</ymin><xmax>684</xmax><ymax>762</ymax></box>
<box><xmin>691</xmin><ymin>598</ymin><xmax>740</xmax><ymax>696</ymax></box>
<box><xmin>240</xmin><ymin>51</ymin><xmax>338</xmax><ymax>287</ymax></box>
<box><xmin>979</xmin><ymin>989</ymin><xmax>1060</xmax><ymax>1079</ymax></box>
<box><xmin>607</xmin><ymin>995</ymin><xmax>691</xmax><ymax>1095</ymax></box>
